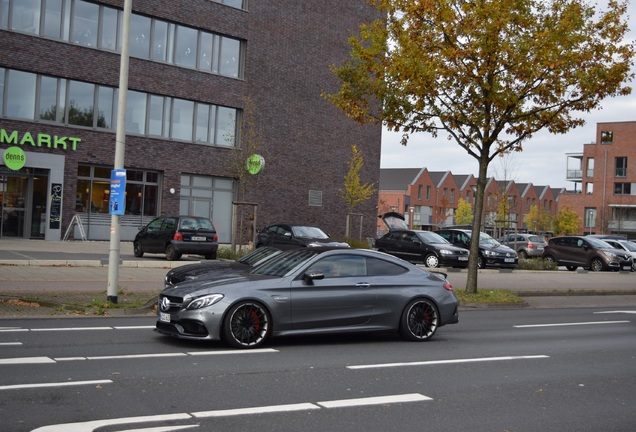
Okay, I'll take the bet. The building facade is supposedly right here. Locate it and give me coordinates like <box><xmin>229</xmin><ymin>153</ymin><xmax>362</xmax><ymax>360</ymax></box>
<box><xmin>560</xmin><ymin>121</ymin><xmax>636</xmax><ymax>238</ymax></box>
<box><xmin>0</xmin><ymin>1</ymin><xmax>382</xmax><ymax>242</ymax></box>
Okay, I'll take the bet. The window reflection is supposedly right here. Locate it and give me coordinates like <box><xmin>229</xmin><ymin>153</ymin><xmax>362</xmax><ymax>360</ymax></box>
<box><xmin>126</xmin><ymin>90</ymin><xmax>147</xmax><ymax>134</ymax></box>
<box><xmin>97</xmin><ymin>86</ymin><xmax>114</xmax><ymax>128</ymax></box>
<box><xmin>129</xmin><ymin>14</ymin><xmax>150</xmax><ymax>58</ymax></box>
<box><xmin>219</xmin><ymin>37</ymin><xmax>240</xmax><ymax>78</ymax></box>
<box><xmin>72</xmin><ymin>0</ymin><xmax>98</xmax><ymax>47</ymax></box>
<box><xmin>43</xmin><ymin>0</ymin><xmax>63</xmax><ymax>38</ymax></box>
<box><xmin>67</xmin><ymin>80</ymin><xmax>95</xmax><ymax>127</ymax></box>
<box><xmin>7</xmin><ymin>70</ymin><xmax>36</xmax><ymax>119</ymax></box>
<box><xmin>174</xmin><ymin>26</ymin><xmax>197</xmax><ymax>68</ymax></box>
<box><xmin>100</xmin><ymin>7</ymin><xmax>118</xmax><ymax>50</ymax></box>
<box><xmin>215</xmin><ymin>106</ymin><xmax>236</xmax><ymax>146</ymax></box>
<box><xmin>10</xmin><ymin>0</ymin><xmax>40</xmax><ymax>34</ymax></box>
<box><xmin>148</xmin><ymin>95</ymin><xmax>165</xmax><ymax>136</ymax></box>
<box><xmin>39</xmin><ymin>76</ymin><xmax>60</xmax><ymax>121</ymax></box>
<box><xmin>152</xmin><ymin>20</ymin><xmax>168</xmax><ymax>61</ymax></box>
<box><xmin>195</xmin><ymin>104</ymin><xmax>210</xmax><ymax>142</ymax></box>
<box><xmin>172</xmin><ymin>99</ymin><xmax>194</xmax><ymax>141</ymax></box>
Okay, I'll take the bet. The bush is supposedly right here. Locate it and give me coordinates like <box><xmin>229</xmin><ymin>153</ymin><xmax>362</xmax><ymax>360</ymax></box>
<box><xmin>517</xmin><ymin>257</ymin><xmax>557</xmax><ymax>271</ymax></box>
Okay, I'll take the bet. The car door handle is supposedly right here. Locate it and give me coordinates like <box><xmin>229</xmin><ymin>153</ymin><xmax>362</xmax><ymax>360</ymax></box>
<box><xmin>355</xmin><ymin>283</ymin><xmax>370</xmax><ymax>288</ymax></box>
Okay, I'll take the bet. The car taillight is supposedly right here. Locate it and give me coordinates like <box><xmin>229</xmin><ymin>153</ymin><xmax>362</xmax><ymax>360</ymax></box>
<box><xmin>173</xmin><ymin>232</ymin><xmax>183</xmax><ymax>241</ymax></box>
<box><xmin>528</xmin><ymin>243</ymin><xmax>536</xmax><ymax>249</ymax></box>
<box><xmin>443</xmin><ymin>282</ymin><xmax>453</xmax><ymax>291</ymax></box>
<box><xmin>213</xmin><ymin>233</ymin><xmax>218</xmax><ymax>242</ymax></box>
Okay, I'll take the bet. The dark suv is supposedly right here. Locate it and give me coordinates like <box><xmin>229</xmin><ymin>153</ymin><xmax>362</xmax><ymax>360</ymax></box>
<box><xmin>134</xmin><ymin>216</ymin><xmax>219</xmax><ymax>261</ymax></box>
<box><xmin>437</xmin><ymin>228</ymin><xmax>518</xmax><ymax>269</ymax></box>
<box><xmin>542</xmin><ymin>235</ymin><xmax>633</xmax><ymax>272</ymax></box>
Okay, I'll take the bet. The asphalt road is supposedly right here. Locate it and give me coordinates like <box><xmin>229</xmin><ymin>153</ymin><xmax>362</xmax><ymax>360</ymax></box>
<box><xmin>1</xmin><ymin>307</ymin><xmax>634</xmax><ymax>432</ymax></box>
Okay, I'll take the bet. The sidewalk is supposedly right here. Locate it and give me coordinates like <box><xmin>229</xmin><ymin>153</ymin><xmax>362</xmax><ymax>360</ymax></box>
<box><xmin>1</xmin><ymin>239</ymin><xmax>636</xmax><ymax>318</ymax></box>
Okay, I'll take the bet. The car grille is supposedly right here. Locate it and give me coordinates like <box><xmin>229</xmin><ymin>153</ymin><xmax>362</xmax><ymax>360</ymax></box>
<box><xmin>159</xmin><ymin>295</ymin><xmax>183</xmax><ymax>313</ymax></box>
<box><xmin>156</xmin><ymin>320</ymin><xmax>209</xmax><ymax>337</ymax></box>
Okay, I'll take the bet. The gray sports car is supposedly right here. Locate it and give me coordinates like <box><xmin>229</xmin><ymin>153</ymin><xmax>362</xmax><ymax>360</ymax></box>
<box><xmin>156</xmin><ymin>248</ymin><xmax>459</xmax><ymax>348</ymax></box>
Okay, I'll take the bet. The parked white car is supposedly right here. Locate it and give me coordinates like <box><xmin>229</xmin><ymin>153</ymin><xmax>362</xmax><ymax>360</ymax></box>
<box><xmin>603</xmin><ymin>239</ymin><xmax>636</xmax><ymax>271</ymax></box>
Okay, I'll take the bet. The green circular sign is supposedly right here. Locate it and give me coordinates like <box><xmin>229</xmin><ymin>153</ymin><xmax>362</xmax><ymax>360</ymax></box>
<box><xmin>246</xmin><ymin>154</ymin><xmax>265</xmax><ymax>175</ymax></box>
<box><xmin>3</xmin><ymin>147</ymin><xmax>26</xmax><ymax>171</ymax></box>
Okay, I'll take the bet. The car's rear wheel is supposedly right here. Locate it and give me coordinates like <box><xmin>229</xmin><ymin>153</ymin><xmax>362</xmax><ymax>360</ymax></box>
<box><xmin>165</xmin><ymin>244</ymin><xmax>182</xmax><ymax>261</ymax></box>
<box><xmin>477</xmin><ymin>255</ymin><xmax>485</xmax><ymax>269</ymax></box>
<box><xmin>424</xmin><ymin>253</ymin><xmax>440</xmax><ymax>268</ymax></box>
<box><xmin>204</xmin><ymin>252</ymin><xmax>217</xmax><ymax>260</ymax></box>
<box><xmin>518</xmin><ymin>250</ymin><xmax>528</xmax><ymax>259</ymax></box>
<box><xmin>566</xmin><ymin>265</ymin><xmax>578</xmax><ymax>271</ymax></box>
<box><xmin>133</xmin><ymin>241</ymin><xmax>144</xmax><ymax>258</ymax></box>
<box><xmin>543</xmin><ymin>255</ymin><xmax>556</xmax><ymax>267</ymax></box>
<box><xmin>590</xmin><ymin>258</ymin><xmax>604</xmax><ymax>272</ymax></box>
<box><xmin>223</xmin><ymin>301</ymin><xmax>271</xmax><ymax>349</ymax></box>
<box><xmin>399</xmin><ymin>298</ymin><xmax>438</xmax><ymax>341</ymax></box>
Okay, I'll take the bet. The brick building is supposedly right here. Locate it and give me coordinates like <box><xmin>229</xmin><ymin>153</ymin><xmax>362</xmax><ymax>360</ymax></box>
<box><xmin>0</xmin><ymin>1</ymin><xmax>381</xmax><ymax>242</ymax></box>
<box><xmin>559</xmin><ymin>121</ymin><xmax>636</xmax><ymax>238</ymax></box>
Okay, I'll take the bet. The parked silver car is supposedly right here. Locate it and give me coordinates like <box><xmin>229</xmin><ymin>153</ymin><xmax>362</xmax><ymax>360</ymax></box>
<box><xmin>156</xmin><ymin>247</ymin><xmax>459</xmax><ymax>348</ymax></box>
<box><xmin>602</xmin><ymin>239</ymin><xmax>636</xmax><ymax>271</ymax></box>
<box><xmin>498</xmin><ymin>233</ymin><xmax>547</xmax><ymax>258</ymax></box>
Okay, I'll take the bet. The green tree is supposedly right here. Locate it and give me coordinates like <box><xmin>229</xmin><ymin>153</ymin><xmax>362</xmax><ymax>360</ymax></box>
<box><xmin>455</xmin><ymin>198</ymin><xmax>474</xmax><ymax>226</ymax></box>
<box><xmin>327</xmin><ymin>0</ymin><xmax>634</xmax><ymax>292</ymax></box>
<box><xmin>341</xmin><ymin>144</ymin><xmax>376</xmax><ymax>215</ymax></box>
<box><xmin>553</xmin><ymin>207</ymin><xmax>581</xmax><ymax>235</ymax></box>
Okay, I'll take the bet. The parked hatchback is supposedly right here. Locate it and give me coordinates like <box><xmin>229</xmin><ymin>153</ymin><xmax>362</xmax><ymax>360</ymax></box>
<box><xmin>601</xmin><ymin>239</ymin><xmax>636</xmax><ymax>271</ymax></box>
<box><xmin>255</xmin><ymin>223</ymin><xmax>349</xmax><ymax>250</ymax></box>
<box><xmin>437</xmin><ymin>228</ymin><xmax>518</xmax><ymax>269</ymax></box>
<box><xmin>542</xmin><ymin>235</ymin><xmax>632</xmax><ymax>271</ymax></box>
<box><xmin>498</xmin><ymin>233</ymin><xmax>547</xmax><ymax>258</ymax></box>
<box><xmin>134</xmin><ymin>216</ymin><xmax>219</xmax><ymax>261</ymax></box>
<box><xmin>375</xmin><ymin>212</ymin><xmax>469</xmax><ymax>268</ymax></box>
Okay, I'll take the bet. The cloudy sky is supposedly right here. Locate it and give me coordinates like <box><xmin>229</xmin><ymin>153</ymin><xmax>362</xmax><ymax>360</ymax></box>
<box><xmin>379</xmin><ymin>2</ymin><xmax>636</xmax><ymax>191</ymax></box>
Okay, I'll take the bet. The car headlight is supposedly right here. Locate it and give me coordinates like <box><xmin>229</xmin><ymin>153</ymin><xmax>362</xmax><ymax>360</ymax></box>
<box><xmin>307</xmin><ymin>242</ymin><xmax>322</xmax><ymax>247</ymax></box>
<box><xmin>439</xmin><ymin>249</ymin><xmax>453</xmax><ymax>255</ymax></box>
<box><xmin>186</xmin><ymin>294</ymin><xmax>224</xmax><ymax>310</ymax></box>
<box><xmin>483</xmin><ymin>250</ymin><xmax>497</xmax><ymax>257</ymax></box>
<box><xmin>601</xmin><ymin>251</ymin><xmax>617</xmax><ymax>259</ymax></box>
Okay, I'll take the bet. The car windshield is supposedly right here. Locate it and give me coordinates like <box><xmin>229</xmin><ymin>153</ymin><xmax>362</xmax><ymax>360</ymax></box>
<box><xmin>528</xmin><ymin>235</ymin><xmax>546</xmax><ymax>243</ymax></box>
<box><xmin>250</xmin><ymin>249</ymin><xmax>318</xmax><ymax>277</ymax></box>
<box><xmin>620</xmin><ymin>241</ymin><xmax>636</xmax><ymax>252</ymax></box>
<box><xmin>478</xmin><ymin>232</ymin><xmax>500</xmax><ymax>246</ymax></box>
<box><xmin>291</xmin><ymin>226</ymin><xmax>329</xmax><ymax>239</ymax></box>
<box><xmin>586</xmin><ymin>238</ymin><xmax>614</xmax><ymax>248</ymax></box>
<box><xmin>180</xmin><ymin>217</ymin><xmax>215</xmax><ymax>231</ymax></box>
<box><xmin>417</xmin><ymin>231</ymin><xmax>450</xmax><ymax>244</ymax></box>
<box><xmin>237</xmin><ymin>247</ymin><xmax>282</xmax><ymax>266</ymax></box>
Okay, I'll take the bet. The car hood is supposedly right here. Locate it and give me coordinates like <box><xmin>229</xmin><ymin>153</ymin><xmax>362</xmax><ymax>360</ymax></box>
<box><xmin>378</xmin><ymin>212</ymin><xmax>409</xmax><ymax>231</ymax></box>
<box><xmin>304</xmin><ymin>239</ymin><xmax>350</xmax><ymax>248</ymax></box>
<box><xmin>481</xmin><ymin>243</ymin><xmax>516</xmax><ymax>254</ymax></box>
<box><xmin>161</xmin><ymin>273</ymin><xmax>279</xmax><ymax>298</ymax></box>
<box><xmin>166</xmin><ymin>261</ymin><xmax>244</xmax><ymax>279</ymax></box>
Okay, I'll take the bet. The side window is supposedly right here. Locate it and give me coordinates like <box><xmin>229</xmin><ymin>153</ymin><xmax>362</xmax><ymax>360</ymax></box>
<box><xmin>404</xmin><ymin>232</ymin><xmax>418</xmax><ymax>243</ymax></box>
<box><xmin>366</xmin><ymin>257</ymin><xmax>408</xmax><ymax>276</ymax></box>
<box><xmin>147</xmin><ymin>218</ymin><xmax>163</xmax><ymax>232</ymax></box>
<box><xmin>308</xmin><ymin>255</ymin><xmax>367</xmax><ymax>278</ymax></box>
<box><xmin>163</xmin><ymin>218</ymin><xmax>177</xmax><ymax>231</ymax></box>
<box><xmin>437</xmin><ymin>231</ymin><xmax>450</xmax><ymax>241</ymax></box>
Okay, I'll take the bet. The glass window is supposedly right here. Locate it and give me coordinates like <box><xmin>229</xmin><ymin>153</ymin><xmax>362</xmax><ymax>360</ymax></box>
<box><xmin>584</xmin><ymin>208</ymin><xmax>596</xmax><ymax>228</ymax></box>
<box><xmin>195</xmin><ymin>103</ymin><xmax>210</xmax><ymax>142</ymax></box>
<box><xmin>72</xmin><ymin>0</ymin><xmax>98</xmax><ymax>47</ymax></box>
<box><xmin>143</xmin><ymin>184</ymin><xmax>158</xmax><ymax>216</ymax></box>
<box><xmin>100</xmin><ymin>6</ymin><xmax>118</xmax><ymax>50</ymax></box>
<box><xmin>219</xmin><ymin>36</ymin><xmax>241</xmax><ymax>78</ymax></box>
<box><xmin>67</xmin><ymin>80</ymin><xmax>95</xmax><ymax>127</ymax></box>
<box><xmin>129</xmin><ymin>13</ymin><xmax>150</xmax><ymax>58</ymax></box>
<box><xmin>601</xmin><ymin>130</ymin><xmax>613</xmax><ymax>144</ymax></box>
<box><xmin>96</xmin><ymin>85</ymin><xmax>114</xmax><ymax>128</ymax></box>
<box><xmin>174</xmin><ymin>25</ymin><xmax>197</xmax><ymax>68</ymax></box>
<box><xmin>199</xmin><ymin>32</ymin><xmax>214</xmax><ymax>70</ymax></box>
<box><xmin>39</xmin><ymin>76</ymin><xmax>59</xmax><ymax>121</ymax></box>
<box><xmin>7</xmin><ymin>70</ymin><xmax>36</xmax><ymax>119</ymax></box>
<box><xmin>222</xmin><ymin>0</ymin><xmax>244</xmax><ymax>9</ymax></box>
<box><xmin>125</xmin><ymin>183</ymin><xmax>143</xmax><ymax>215</ymax></box>
<box><xmin>1</xmin><ymin>0</ymin><xmax>8</xmax><ymax>28</ymax></box>
<box><xmin>151</xmin><ymin>19</ymin><xmax>168</xmax><ymax>61</ymax></box>
<box><xmin>11</xmin><ymin>0</ymin><xmax>40</xmax><ymax>34</ymax></box>
<box><xmin>215</xmin><ymin>106</ymin><xmax>236</xmax><ymax>146</ymax></box>
<box><xmin>171</xmin><ymin>99</ymin><xmax>194</xmax><ymax>141</ymax></box>
<box><xmin>615</xmin><ymin>157</ymin><xmax>627</xmax><ymax>177</ymax></box>
<box><xmin>125</xmin><ymin>90</ymin><xmax>147</xmax><ymax>134</ymax></box>
<box><xmin>0</xmin><ymin>68</ymin><xmax>4</xmax><ymax>113</ymax></box>
<box><xmin>43</xmin><ymin>0</ymin><xmax>63</xmax><ymax>38</ymax></box>
<box><xmin>148</xmin><ymin>94</ymin><xmax>165</xmax><ymax>136</ymax></box>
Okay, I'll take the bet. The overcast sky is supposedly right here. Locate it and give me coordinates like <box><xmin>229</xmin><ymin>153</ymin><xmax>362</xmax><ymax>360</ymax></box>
<box><xmin>379</xmin><ymin>2</ymin><xmax>636</xmax><ymax>191</ymax></box>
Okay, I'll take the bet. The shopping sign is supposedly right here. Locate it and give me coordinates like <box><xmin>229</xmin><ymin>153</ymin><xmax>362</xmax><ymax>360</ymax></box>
<box><xmin>109</xmin><ymin>169</ymin><xmax>126</xmax><ymax>216</ymax></box>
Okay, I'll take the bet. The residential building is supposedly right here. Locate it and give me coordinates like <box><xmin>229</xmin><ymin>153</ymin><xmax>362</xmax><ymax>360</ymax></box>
<box><xmin>559</xmin><ymin>121</ymin><xmax>636</xmax><ymax>238</ymax></box>
<box><xmin>0</xmin><ymin>1</ymin><xmax>381</xmax><ymax>242</ymax></box>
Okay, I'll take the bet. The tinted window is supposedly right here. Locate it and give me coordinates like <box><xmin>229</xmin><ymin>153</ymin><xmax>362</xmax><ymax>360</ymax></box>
<box><xmin>367</xmin><ymin>257</ymin><xmax>408</xmax><ymax>276</ymax></box>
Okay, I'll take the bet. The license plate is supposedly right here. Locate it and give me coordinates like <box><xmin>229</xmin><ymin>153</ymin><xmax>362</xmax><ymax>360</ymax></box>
<box><xmin>458</xmin><ymin>257</ymin><xmax>468</xmax><ymax>261</ymax></box>
<box><xmin>159</xmin><ymin>312</ymin><xmax>171</xmax><ymax>323</ymax></box>
<box><xmin>622</xmin><ymin>266</ymin><xmax>631</xmax><ymax>271</ymax></box>
<box><xmin>191</xmin><ymin>236</ymin><xmax>206</xmax><ymax>241</ymax></box>
<box><xmin>504</xmin><ymin>258</ymin><xmax>515</xmax><ymax>263</ymax></box>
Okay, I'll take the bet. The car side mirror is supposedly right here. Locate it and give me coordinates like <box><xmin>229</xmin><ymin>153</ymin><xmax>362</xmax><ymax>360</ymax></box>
<box><xmin>283</xmin><ymin>232</ymin><xmax>292</xmax><ymax>238</ymax></box>
<box><xmin>303</xmin><ymin>271</ymin><xmax>325</xmax><ymax>282</ymax></box>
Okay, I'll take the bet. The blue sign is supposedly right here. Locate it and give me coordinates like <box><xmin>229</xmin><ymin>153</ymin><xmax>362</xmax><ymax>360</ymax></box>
<box><xmin>109</xmin><ymin>169</ymin><xmax>126</xmax><ymax>216</ymax></box>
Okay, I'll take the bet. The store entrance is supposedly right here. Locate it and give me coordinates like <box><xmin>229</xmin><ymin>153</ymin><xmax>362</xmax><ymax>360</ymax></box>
<box><xmin>0</xmin><ymin>169</ymin><xmax>49</xmax><ymax>239</ymax></box>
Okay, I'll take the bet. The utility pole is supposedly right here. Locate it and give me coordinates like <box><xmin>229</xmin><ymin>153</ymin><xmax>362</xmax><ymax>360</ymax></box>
<box><xmin>106</xmin><ymin>0</ymin><xmax>132</xmax><ymax>304</ymax></box>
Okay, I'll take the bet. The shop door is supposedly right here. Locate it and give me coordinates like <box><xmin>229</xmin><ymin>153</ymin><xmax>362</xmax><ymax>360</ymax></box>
<box><xmin>30</xmin><ymin>174</ymin><xmax>48</xmax><ymax>238</ymax></box>
<box><xmin>1</xmin><ymin>175</ymin><xmax>27</xmax><ymax>237</ymax></box>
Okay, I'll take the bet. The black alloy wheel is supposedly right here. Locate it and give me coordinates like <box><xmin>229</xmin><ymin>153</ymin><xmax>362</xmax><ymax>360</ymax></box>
<box><xmin>590</xmin><ymin>257</ymin><xmax>604</xmax><ymax>272</ymax></box>
<box><xmin>223</xmin><ymin>301</ymin><xmax>271</xmax><ymax>349</ymax></box>
<box><xmin>133</xmin><ymin>241</ymin><xmax>144</xmax><ymax>258</ymax></box>
<box><xmin>399</xmin><ymin>298</ymin><xmax>439</xmax><ymax>341</ymax></box>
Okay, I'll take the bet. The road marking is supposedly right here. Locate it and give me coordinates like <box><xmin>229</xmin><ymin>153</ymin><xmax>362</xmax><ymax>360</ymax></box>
<box><xmin>317</xmin><ymin>393</ymin><xmax>432</xmax><ymax>408</ymax></box>
<box><xmin>193</xmin><ymin>403</ymin><xmax>320</xmax><ymax>417</ymax></box>
<box><xmin>1</xmin><ymin>349</ymin><xmax>278</xmax><ymax>365</ymax></box>
<box><xmin>0</xmin><ymin>342</ymin><xmax>22</xmax><ymax>346</ymax></box>
<box><xmin>0</xmin><ymin>380</ymin><xmax>112</xmax><ymax>391</ymax></box>
<box><xmin>0</xmin><ymin>325</ymin><xmax>154</xmax><ymax>333</ymax></box>
<box><xmin>32</xmin><ymin>413</ymin><xmax>193</xmax><ymax>432</ymax></box>
<box><xmin>514</xmin><ymin>320</ymin><xmax>630</xmax><ymax>328</ymax></box>
<box><xmin>594</xmin><ymin>311</ymin><xmax>636</xmax><ymax>315</ymax></box>
<box><xmin>347</xmin><ymin>355</ymin><xmax>549</xmax><ymax>370</ymax></box>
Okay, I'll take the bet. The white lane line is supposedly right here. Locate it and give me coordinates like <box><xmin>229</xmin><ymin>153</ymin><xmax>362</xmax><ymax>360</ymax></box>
<box><xmin>514</xmin><ymin>320</ymin><xmax>630</xmax><ymax>328</ymax></box>
<box><xmin>0</xmin><ymin>356</ymin><xmax>56</xmax><ymax>365</ymax></box>
<box><xmin>32</xmin><ymin>413</ymin><xmax>193</xmax><ymax>432</ymax></box>
<box><xmin>2</xmin><ymin>349</ymin><xmax>279</xmax><ymax>365</ymax></box>
<box><xmin>594</xmin><ymin>311</ymin><xmax>636</xmax><ymax>314</ymax></box>
<box><xmin>0</xmin><ymin>380</ymin><xmax>112</xmax><ymax>391</ymax></box>
<box><xmin>0</xmin><ymin>325</ymin><xmax>154</xmax><ymax>333</ymax></box>
<box><xmin>318</xmin><ymin>393</ymin><xmax>431</xmax><ymax>408</ymax></box>
<box><xmin>193</xmin><ymin>403</ymin><xmax>320</xmax><ymax>418</ymax></box>
<box><xmin>0</xmin><ymin>342</ymin><xmax>22</xmax><ymax>346</ymax></box>
<box><xmin>347</xmin><ymin>355</ymin><xmax>549</xmax><ymax>370</ymax></box>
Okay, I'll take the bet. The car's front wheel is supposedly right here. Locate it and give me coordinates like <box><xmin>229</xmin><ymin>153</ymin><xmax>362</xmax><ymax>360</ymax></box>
<box><xmin>399</xmin><ymin>298</ymin><xmax>439</xmax><ymax>341</ymax></box>
<box><xmin>133</xmin><ymin>241</ymin><xmax>144</xmax><ymax>258</ymax></box>
<box><xmin>165</xmin><ymin>244</ymin><xmax>182</xmax><ymax>261</ymax></box>
<box><xmin>566</xmin><ymin>265</ymin><xmax>578</xmax><ymax>271</ymax></box>
<box><xmin>223</xmin><ymin>301</ymin><xmax>271</xmax><ymax>349</ymax></box>
<box><xmin>477</xmin><ymin>255</ymin><xmax>485</xmax><ymax>269</ymax></box>
<box><xmin>424</xmin><ymin>253</ymin><xmax>440</xmax><ymax>268</ymax></box>
<box><xmin>543</xmin><ymin>255</ymin><xmax>556</xmax><ymax>267</ymax></box>
<box><xmin>590</xmin><ymin>257</ymin><xmax>604</xmax><ymax>272</ymax></box>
